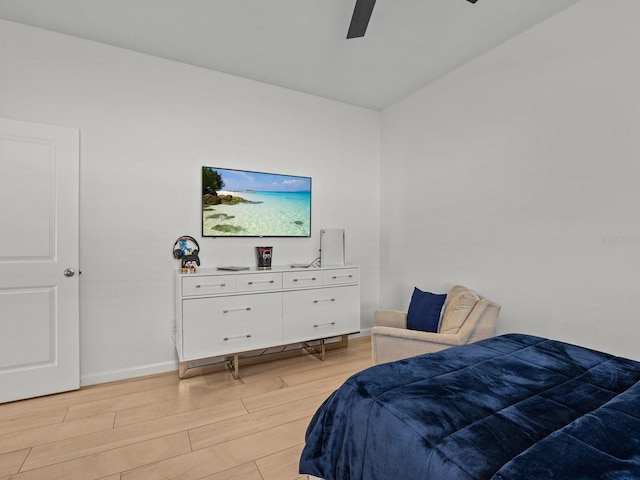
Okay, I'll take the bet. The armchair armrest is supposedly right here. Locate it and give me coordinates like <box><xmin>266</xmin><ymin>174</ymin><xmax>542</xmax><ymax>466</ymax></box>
<box><xmin>374</xmin><ymin>309</ymin><xmax>408</xmax><ymax>329</ymax></box>
<box><xmin>372</xmin><ymin>326</ymin><xmax>463</xmax><ymax>347</ymax></box>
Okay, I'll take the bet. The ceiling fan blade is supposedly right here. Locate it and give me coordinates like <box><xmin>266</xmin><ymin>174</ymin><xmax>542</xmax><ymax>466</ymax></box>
<box><xmin>347</xmin><ymin>0</ymin><xmax>376</xmax><ymax>39</ymax></box>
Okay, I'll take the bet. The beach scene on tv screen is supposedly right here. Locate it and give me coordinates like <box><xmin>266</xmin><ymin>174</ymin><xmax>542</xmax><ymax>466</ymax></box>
<box><xmin>202</xmin><ymin>167</ymin><xmax>311</xmax><ymax>236</ymax></box>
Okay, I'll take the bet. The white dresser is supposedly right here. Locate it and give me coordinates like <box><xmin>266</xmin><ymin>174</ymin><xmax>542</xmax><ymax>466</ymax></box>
<box><xmin>174</xmin><ymin>265</ymin><xmax>360</xmax><ymax>377</ymax></box>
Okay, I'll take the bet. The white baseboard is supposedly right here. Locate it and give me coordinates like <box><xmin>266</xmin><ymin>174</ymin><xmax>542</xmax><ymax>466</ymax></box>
<box><xmin>80</xmin><ymin>360</ymin><xmax>179</xmax><ymax>387</ymax></box>
<box><xmin>351</xmin><ymin>328</ymin><xmax>372</xmax><ymax>338</ymax></box>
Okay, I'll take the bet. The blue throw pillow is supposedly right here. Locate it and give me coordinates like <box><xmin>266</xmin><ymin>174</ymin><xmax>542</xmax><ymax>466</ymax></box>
<box><xmin>406</xmin><ymin>288</ymin><xmax>447</xmax><ymax>333</ymax></box>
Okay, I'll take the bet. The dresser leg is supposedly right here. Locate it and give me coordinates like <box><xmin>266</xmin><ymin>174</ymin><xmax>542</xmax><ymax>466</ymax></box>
<box><xmin>225</xmin><ymin>354</ymin><xmax>240</xmax><ymax>379</ymax></box>
<box><xmin>303</xmin><ymin>338</ymin><xmax>327</xmax><ymax>361</ymax></box>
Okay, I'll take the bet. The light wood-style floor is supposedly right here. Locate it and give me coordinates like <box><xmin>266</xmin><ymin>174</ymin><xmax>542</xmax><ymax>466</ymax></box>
<box><xmin>0</xmin><ymin>337</ymin><xmax>372</xmax><ymax>480</ymax></box>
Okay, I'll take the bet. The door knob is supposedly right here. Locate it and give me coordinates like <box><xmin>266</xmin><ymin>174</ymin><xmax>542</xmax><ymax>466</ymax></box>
<box><xmin>63</xmin><ymin>268</ymin><xmax>75</xmax><ymax>277</ymax></box>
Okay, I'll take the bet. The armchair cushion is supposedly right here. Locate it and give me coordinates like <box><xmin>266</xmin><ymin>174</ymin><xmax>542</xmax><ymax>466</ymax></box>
<box><xmin>439</xmin><ymin>285</ymin><xmax>480</xmax><ymax>334</ymax></box>
<box><xmin>406</xmin><ymin>288</ymin><xmax>447</xmax><ymax>333</ymax></box>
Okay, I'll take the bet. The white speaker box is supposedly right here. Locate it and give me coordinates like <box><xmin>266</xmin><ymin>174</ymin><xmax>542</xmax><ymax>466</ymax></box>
<box><xmin>320</xmin><ymin>229</ymin><xmax>345</xmax><ymax>266</ymax></box>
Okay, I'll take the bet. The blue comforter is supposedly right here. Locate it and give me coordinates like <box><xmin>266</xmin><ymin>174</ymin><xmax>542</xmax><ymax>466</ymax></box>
<box><xmin>299</xmin><ymin>334</ymin><xmax>640</xmax><ymax>479</ymax></box>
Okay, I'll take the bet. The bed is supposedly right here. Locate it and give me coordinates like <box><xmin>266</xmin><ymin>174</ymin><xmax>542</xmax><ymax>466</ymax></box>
<box><xmin>299</xmin><ymin>333</ymin><xmax>640</xmax><ymax>479</ymax></box>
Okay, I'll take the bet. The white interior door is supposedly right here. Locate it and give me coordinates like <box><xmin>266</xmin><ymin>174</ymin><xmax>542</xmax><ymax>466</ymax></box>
<box><xmin>0</xmin><ymin>117</ymin><xmax>79</xmax><ymax>403</ymax></box>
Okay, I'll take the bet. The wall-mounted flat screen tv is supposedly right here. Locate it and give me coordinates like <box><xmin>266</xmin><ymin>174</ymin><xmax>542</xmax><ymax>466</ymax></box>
<box><xmin>202</xmin><ymin>167</ymin><xmax>312</xmax><ymax>237</ymax></box>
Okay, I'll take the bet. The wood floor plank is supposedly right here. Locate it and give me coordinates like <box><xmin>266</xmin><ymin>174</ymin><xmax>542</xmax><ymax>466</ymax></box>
<box><xmin>237</xmin><ymin>354</ymin><xmax>322</xmax><ymax>383</ymax></box>
<box><xmin>114</xmin><ymin>376</ymin><xmax>285</xmax><ymax>427</ymax></box>
<box><xmin>0</xmin><ymin>407</ymin><xmax>68</xmax><ymax>435</ymax></box>
<box><xmin>0</xmin><ymin>448</ymin><xmax>29</xmax><ymax>478</ymax></box>
<box><xmin>65</xmin><ymin>371</ymin><xmax>241</xmax><ymax>422</ymax></box>
<box><xmin>21</xmin><ymin>400</ymin><xmax>247</xmax><ymax>471</ymax></box>
<box><xmin>120</xmin><ymin>443</ymin><xmax>238</xmax><ymax>480</ymax></box>
<box><xmin>255</xmin><ymin>443</ymin><xmax>305</xmax><ymax>480</ymax></box>
<box><xmin>242</xmin><ymin>371</ymin><xmax>351</xmax><ymax>413</ymax></box>
<box><xmin>189</xmin><ymin>392</ymin><xmax>329</xmax><ymax>451</ymax></box>
<box><xmin>0</xmin><ymin>412</ymin><xmax>115</xmax><ymax>455</ymax></box>
<box><xmin>198</xmin><ymin>462</ymin><xmax>263</xmax><ymax>480</ymax></box>
<box><xmin>64</xmin><ymin>384</ymin><xmax>188</xmax><ymax>421</ymax></box>
<box><xmin>280</xmin><ymin>355</ymin><xmax>372</xmax><ymax>386</ymax></box>
<box><xmin>214</xmin><ymin>417</ymin><xmax>311</xmax><ymax>466</ymax></box>
<box><xmin>9</xmin><ymin>432</ymin><xmax>191</xmax><ymax>480</ymax></box>
<box><xmin>123</xmin><ymin>417</ymin><xmax>311</xmax><ymax>480</ymax></box>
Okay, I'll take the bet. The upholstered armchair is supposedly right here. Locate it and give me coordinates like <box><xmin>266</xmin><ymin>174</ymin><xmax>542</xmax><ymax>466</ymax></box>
<box><xmin>371</xmin><ymin>285</ymin><xmax>500</xmax><ymax>365</ymax></box>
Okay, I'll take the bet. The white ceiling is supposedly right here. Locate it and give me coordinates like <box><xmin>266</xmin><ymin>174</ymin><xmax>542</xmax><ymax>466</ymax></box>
<box><xmin>0</xmin><ymin>0</ymin><xmax>579</xmax><ymax>110</ymax></box>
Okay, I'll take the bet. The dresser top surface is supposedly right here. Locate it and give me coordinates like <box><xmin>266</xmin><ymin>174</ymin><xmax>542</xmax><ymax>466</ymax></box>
<box><xmin>176</xmin><ymin>264</ymin><xmax>358</xmax><ymax>277</ymax></box>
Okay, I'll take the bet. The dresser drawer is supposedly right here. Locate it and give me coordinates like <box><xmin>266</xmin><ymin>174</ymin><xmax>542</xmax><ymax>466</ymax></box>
<box><xmin>282</xmin><ymin>270</ymin><xmax>322</xmax><ymax>289</ymax></box>
<box><xmin>181</xmin><ymin>292</ymin><xmax>282</xmax><ymax>359</ymax></box>
<box><xmin>236</xmin><ymin>272</ymin><xmax>282</xmax><ymax>293</ymax></box>
<box><xmin>282</xmin><ymin>285</ymin><xmax>360</xmax><ymax>343</ymax></box>
<box><xmin>283</xmin><ymin>311</ymin><xmax>359</xmax><ymax>344</ymax></box>
<box><xmin>182</xmin><ymin>274</ymin><xmax>236</xmax><ymax>297</ymax></box>
<box><xmin>322</xmin><ymin>268</ymin><xmax>359</xmax><ymax>286</ymax></box>
<box><xmin>283</xmin><ymin>285</ymin><xmax>359</xmax><ymax>314</ymax></box>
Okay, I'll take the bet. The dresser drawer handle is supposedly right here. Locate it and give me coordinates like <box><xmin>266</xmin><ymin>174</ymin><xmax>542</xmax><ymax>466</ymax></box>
<box><xmin>331</xmin><ymin>274</ymin><xmax>353</xmax><ymax>279</ymax></box>
<box><xmin>222</xmin><ymin>307</ymin><xmax>251</xmax><ymax>313</ymax></box>
<box><xmin>195</xmin><ymin>283</ymin><xmax>226</xmax><ymax>289</ymax></box>
<box><xmin>313</xmin><ymin>298</ymin><xmax>336</xmax><ymax>304</ymax></box>
<box><xmin>223</xmin><ymin>334</ymin><xmax>252</xmax><ymax>341</ymax></box>
<box><xmin>293</xmin><ymin>277</ymin><xmax>317</xmax><ymax>282</ymax></box>
<box><xmin>314</xmin><ymin>322</ymin><xmax>336</xmax><ymax>328</ymax></box>
<box><xmin>247</xmin><ymin>280</ymin><xmax>275</xmax><ymax>285</ymax></box>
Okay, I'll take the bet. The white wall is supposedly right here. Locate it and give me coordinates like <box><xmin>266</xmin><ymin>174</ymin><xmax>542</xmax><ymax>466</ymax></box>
<box><xmin>3</xmin><ymin>0</ymin><xmax>639</xmax><ymax>386</ymax></box>
<box><xmin>0</xmin><ymin>20</ymin><xmax>380</xmax><ymax>384</ymax></box>
<box><xmin>380</xmin><ymin>0</ymin><xmax>640</xmax><ymax>360</ymax></box>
